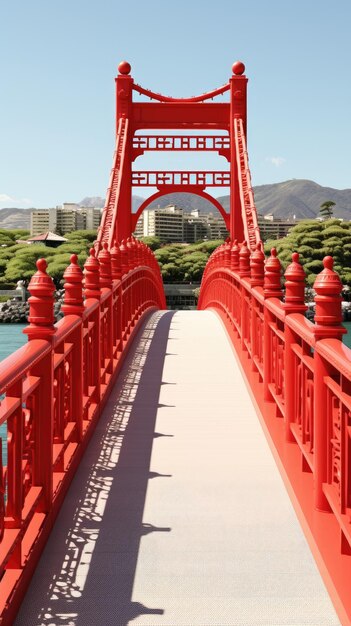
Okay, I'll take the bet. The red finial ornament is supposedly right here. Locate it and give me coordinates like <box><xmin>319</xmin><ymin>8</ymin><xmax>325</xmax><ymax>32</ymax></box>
<box><xmin>250</xmin><ymin>242</ymin><xmax>265</xmax><ymax>287</ymax></box>
<box><xmin>231</xmin><ymin>239</ymin><xmax>240</xmax><ymax>271</ymax></box>
<box><xmin>62</xmin><ymin>254</ymin><xmax>84</xmax><ymax>316</ymax></box>
<box><xmin>84</xmin><ymin>247</ymin><xmax>101</xmax><ymax>300</ymax></box>
<box><xmin>24</xmin><ymin>258</ymin><xmax>56</xmax><ymax>340</ymax></box>
<box><xmin>232</xmin><ymin>61</ymin><xmax>245</xmax><ymax>75</ymax></box>
<box><xmin>264</xmin><ymin>248</ymin><xmax>283</xmax><ymax>299</ymax></box>
<box><xmin>111</xmin><ymin>239</ymin><xmax>122</xmax><ymax>280</ymax></box>
<box><xmin>313</xmin><ymin>256</ymin><xmax>346</xmax><ymax>337</ymax></box>
<box><xmin>118</xmin><ymin>60</ymin><xmax>131</xmax><ymax>75</ymax></box>
<box><xmin>98</xmin><ymin>242</ymin><xmax>113</xmax><ymax>289</ymax></box>
<box><xmin>284</xmin><ymin>252</ymin><xmax>306</xmax><ymax>312</ymax></box>
<box><xmin>239</xmin><ymin>241</ymin><xmax>251</xmax><ymax>277</ymax></box>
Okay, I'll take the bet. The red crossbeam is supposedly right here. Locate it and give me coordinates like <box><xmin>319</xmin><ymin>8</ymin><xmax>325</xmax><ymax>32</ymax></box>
<box><xmin>132</xmin><ymin>171</ymin><xmax>230</xmax><ymax>187</ymax></box>
<box><xmin>132</xmin><ymin>135</ymin><xmax>230</xmax><ymax>151</ymax></box>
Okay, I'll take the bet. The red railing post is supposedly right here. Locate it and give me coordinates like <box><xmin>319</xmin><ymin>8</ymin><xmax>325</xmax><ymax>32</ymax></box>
<box><xmin>84</xmin><ymin>248</ymin><xmax>102</xmax><ymax>405</ymax></box>
<box><xmin>61</xmin><ymin>254</ymin><xmax>84</xmax><ymax>442</ymax></box>
<box><xmin>263</xmin><ymin>249</ymin><xmax>283</xmax><ymax>401</ymax></box>
<box><xmin>98</xmin><ymin>243</ymin><xmax>114</xmax><ymax>379</ymax></box>
<box><xmin>239</xmin><ymin>241</ymin><xmax>251</xmax><ymax>350</ymax></box>
<box><xmin>313</xmin><ymin>256</ymin><xmax>345</xmax><ymax>511</ymax></box>
<box><xmin>250</xmin><ymin>243</ymin><xmax>265</xmax><ymax>372</ymax></box>
<box><xmin>283</xmin><ymin>252</ymin><xmax>307</xmax><ymax>441</ymax></box>
<box><xmin>230</xmin><ymin>239</ymin><xmax>239</xmax><ymax>271</ymax></box>
<box><xmin>23</xmin><ymin>259</ymin><xmax>56</xmax><ymax>512</ymax></box>
<box><xmin>111</xmin><ymin>240</ymin><xmax>123</xmax><ymax>354</ymax></box>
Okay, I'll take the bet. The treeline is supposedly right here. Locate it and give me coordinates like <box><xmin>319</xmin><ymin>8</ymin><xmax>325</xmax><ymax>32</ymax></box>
<box><xmin>143</xmin><ymin>237</ymin><xmax>223</xmax><ymax>283</ymax></box>
<box><xmin>265</xmin><ymin>218</ymin><xmax>351</xmax><ymax>286</ymax></box>
<box><xmin>0</xmin><ymin>231</ymin><xmax>223</xmax><ymax>287</ymax></box>
<box><xmin>0</xmin><ymin>229</ymin><xmax>96</xmax><ymax>288</ymax></box>
<box><xmin>1</xmin><ymin>220</ymin><xmax>351</xmax><ymax>289</ymax></box>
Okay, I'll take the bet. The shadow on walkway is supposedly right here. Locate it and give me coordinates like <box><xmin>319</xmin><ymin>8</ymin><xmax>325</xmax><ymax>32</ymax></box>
<box><xmin>15</xmin><ymin>311</ymin><xmax>175</xmax><ymax>626</ymax></box>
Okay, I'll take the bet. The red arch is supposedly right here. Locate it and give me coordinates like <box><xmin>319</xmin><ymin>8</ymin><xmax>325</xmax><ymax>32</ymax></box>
<box><xmin>131</xmin><ymin>188</ymin><xmax>229</xmax><ymax>232</ymax></box>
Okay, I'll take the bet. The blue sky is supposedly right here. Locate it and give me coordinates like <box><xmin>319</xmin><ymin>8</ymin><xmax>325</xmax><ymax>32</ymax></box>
<box><xmin>1</xmin><ymin>0</ymin><xmax>351</xmax><ymax>209</ymax></box>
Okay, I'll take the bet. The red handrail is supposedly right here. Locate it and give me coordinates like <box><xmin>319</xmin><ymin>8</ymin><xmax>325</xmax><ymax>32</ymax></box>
<box><xmin>0</xmin><ymin>239</ymin><xmax>166</xmax><ymax>625</ymax></box>
<box><xmin>198</xmin><ymin>242</ymin><xmax>351</xmax><ymax>625</ymax></box>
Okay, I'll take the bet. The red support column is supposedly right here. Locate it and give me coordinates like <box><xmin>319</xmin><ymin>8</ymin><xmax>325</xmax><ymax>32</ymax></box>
<box><xmin>114</xmin><ymin>61</ymin><xmax>133</xmax><ymax>241</ymax></box>
<box><xmin>313</xmin><ymin>256</ymin><xmax>346</xmax><ymax>511</ymax></box>
<box><xmin>283</xmin><ymin>253</ymin><xmax>307</xmax><ymax>441</ymax></box>
<box><xmin>230</xmin><ymin>239</ymin><xmax>240</xmax><ymax>271</ymax></box>
<box><xmin>263</xmin><ymin>249</ymin><xmax>283</xmax><ymax>401</ymax></box>
<box><xmin>83</xmin><ymin>248</ymin><xmax>101</xmax><ymax>405</ymax></box>
<box><xmin>239</xmin><ymin>241</ymin><xmax>251</xmax><ymax>349</ymax></box>
<box><xmin>61</xmin><ymin>255</ymin><xmax>84</xmax><ymax>442</ymax></box>
<box><xmin>250</xmin><ymin>242</ymin><xmax>265</xmax><ymax>288</ymax></box>
<box><xmin>23</xmin><ymin>259</ymin><xmax>56</xmax><ymax>511</ymax></box>
<box><xmin>110</xmin><ymin>240</ymin><xmax>123</xmax><ymax>352</ymax></box>
<box><xmin>229</xmin><ymin>61</ymin><xmax>247</xmax><ymax>242</ymax></box>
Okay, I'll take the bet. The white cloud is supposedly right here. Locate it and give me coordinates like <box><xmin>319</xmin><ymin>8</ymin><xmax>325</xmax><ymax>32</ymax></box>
<box><xmin>0</xmin><ymin>194</ymin><xmax>33</xmax><ymax>206</ymax></box>
<box><xmin>265</xmin><ymin>156</ymin><xmax>286</xmax><ymax>168</ymax></box>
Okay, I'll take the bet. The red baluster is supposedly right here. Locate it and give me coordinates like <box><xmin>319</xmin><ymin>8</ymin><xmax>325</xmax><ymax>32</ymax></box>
<box><xmin>231</xmin><ymin>239</ymin><xmax>239</xmax><ymax>271</ymax></box>
<box><xmin>84</xmin><ymin>247</ymin><xmax>101</xmax><ymax>300</ymax></box>
<box><xmin>61</xmin><ymin>254</ymin><xmax>84</xmax><ymax>441</ymax></box>
<box><xmin>111</xmin><ymin>239</ymin><xmax>122</xmax><ymax>280</ymax></box>
<box><xmin>313</xmin><ymin>256</ymin><xmax>346</xmax><ymax>511</ymax></box>
<box><xmin>61</xmin><ymin>254</ymin><xmax>84</xmax><ymax>316</ymax></box>
<box><xmin>119</xmin><ymin>239</ymin><xmax>129</xmax><ymax>276</ymax></box>
<box><xmin>24</xmin><ymin>258</ymin><xmax>56</xmax><ymax>341</ymax></box>
<box><xmin>283</xmin><ymin>252</ymin><xmax>307</xmax><ymax>442</ymax></box>
<box><xmin>250</xmin><ymin>242</ymin><xmax>265</xmax><ymax>288</ymax></box>
<box><xmin>283</xmin><ymin>252</ymin><xmax>306</xmax><ymax>313</ymax></box>
<box><xmin>264</xmin><ymin>248</ymin><xmax>283</xmax><ymax>299</ymax></box>
<box><xmin>313</xmin><ymin>256</ymin><xmax>345</xmax><ymax>336</ymax></box>
<box><xmin>239</xmin><ymin>241</ymin><xmax>251</xmax><ymax>278</ymax></box>
<box><xmin>224</xmin><ymin>241</ymin><xmax>231</xmax><ymax>268</ymax></box>
<box><xmin>98</xmin><ymin>242</ymin><xmax>113</xmax><ymax>290</ymax></box>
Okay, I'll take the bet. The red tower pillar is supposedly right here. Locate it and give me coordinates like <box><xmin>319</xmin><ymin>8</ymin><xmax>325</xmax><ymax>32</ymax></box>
<box><xmin>229</xmin><ymin>61</ymin><xmax>247</xmax><ymax>243</ymax></box>
<box><xmin>114</xmin><ymin>61</ymin><xmax>133</xmax><ymax>241</ymax></box>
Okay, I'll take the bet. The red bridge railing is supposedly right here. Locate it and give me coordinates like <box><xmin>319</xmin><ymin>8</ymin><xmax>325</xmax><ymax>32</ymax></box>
<box><xmin>0</xmin><ymin>238</ymin><xmax>165</xmax><ymax>625</ymax></box>
<box><xmin>198</xmin><ymin>240</ymin><xmax>351</xmax><ymax>626</ymax></box>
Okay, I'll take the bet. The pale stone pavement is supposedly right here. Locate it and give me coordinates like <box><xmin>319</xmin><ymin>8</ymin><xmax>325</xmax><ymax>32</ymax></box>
<box><xmin>15</xmin><ymin>311</ymin><xmax>340</xmax><ymax>626</ymax></box>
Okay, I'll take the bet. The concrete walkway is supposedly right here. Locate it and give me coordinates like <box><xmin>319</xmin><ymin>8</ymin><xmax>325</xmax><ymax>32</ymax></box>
<box><xmin>15</xmin><ymin>311</ymin><xmax>340</xmax><ymax>626</ymax></box>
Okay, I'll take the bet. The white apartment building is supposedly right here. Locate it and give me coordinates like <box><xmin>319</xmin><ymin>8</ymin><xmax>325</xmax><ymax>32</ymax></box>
<box><xmin>31</xmin><ymin>204</ymin><xmax>101</xmax><ymax>236</ymax></box>
<box><xmin>134</xmin><ymin>205</ymin><xmax>229</xmax><ymax>243</ymax></box>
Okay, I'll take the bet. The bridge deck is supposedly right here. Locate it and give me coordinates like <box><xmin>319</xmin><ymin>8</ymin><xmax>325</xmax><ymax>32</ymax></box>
<box><xmin>15</xmin><ymin>311</ymin><xmax>339</xmax><ymax>626</ymax></box>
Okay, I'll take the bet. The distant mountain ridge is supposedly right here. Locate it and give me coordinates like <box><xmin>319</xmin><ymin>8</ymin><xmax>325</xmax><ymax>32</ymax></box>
<box><xmin>1</xmin><ymin>180</ymin><xmax>351</xmax><ymax>230</ymax></box>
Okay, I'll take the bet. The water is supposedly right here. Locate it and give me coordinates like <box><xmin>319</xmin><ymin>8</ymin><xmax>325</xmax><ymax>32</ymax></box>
<box><xmin>0</xmin><ymin>325</ymin><xmax>27</xmax><ymax>466</ymax></box>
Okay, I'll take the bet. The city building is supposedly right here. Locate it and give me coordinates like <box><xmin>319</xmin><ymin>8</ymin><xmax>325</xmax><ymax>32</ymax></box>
<box><xmin>30</xmin><ymin>204</ymin><xmax>101</xmax><ymax>236</ymax></box>
<box><xmin>257</xmin><ymin>214</ymin><xmax>298</xmax><ymax>240</ymax></box>
<box><xmin>134</xmin><ymin>205</ymin><xmax>229</xmax><ymax>243</ymax></box>
<box><xmin>134</xmin><ymin>204</ymin><xmax>300</xmax><ymax>244</ymax></box>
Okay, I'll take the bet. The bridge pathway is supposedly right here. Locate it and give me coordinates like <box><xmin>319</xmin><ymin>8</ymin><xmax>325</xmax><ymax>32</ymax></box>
<box><xmin>15</xmin><ymin>311</ymin><xmax>340</xmax><ymax>626</ymax></box>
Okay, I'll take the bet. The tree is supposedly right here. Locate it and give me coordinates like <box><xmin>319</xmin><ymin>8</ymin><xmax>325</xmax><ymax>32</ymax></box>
<box><xmin>264</xmin><ymin>218</ymin><xmax>351</xmax><ymax>287</ymax></box>
<box><xmin>319</xmin><ymin>200</ymin><xmax>335</xmax><ymax>220</ymax></box>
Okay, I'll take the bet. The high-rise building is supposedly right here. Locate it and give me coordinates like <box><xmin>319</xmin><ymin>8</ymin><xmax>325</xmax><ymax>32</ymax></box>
<box><xmin>136</xmin><ymin>205</ymin><xmax>184</xmax><ymax>243</ymax></box>
<box><xmin>134</xmin><ymin>205</ymin><xmax>229</xmax><ymax>243</ymax></box>
<box><xmin>30</xmin><ymin>204</ymin><xmax>101</xmax><ymax>236</ymax></box>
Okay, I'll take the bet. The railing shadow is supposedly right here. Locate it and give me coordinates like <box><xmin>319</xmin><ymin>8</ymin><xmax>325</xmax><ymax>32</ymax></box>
<box><xmin>15</xmin><ymin>310</ymin><xmax>175</xmax><ymax>626</ymax></box>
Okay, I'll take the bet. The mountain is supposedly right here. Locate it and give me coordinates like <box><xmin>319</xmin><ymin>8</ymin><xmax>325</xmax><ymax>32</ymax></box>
<box><xmin>250</xmin><ymin>179</ymin><xmax>351</xmax><ymax>220</ymax></box>
<box><xmin>2</xmin><ymin>181</ymin><xmax>351</xmax><ymax>231</ymax></box>
<box><xmin>130</xmin><ymin>181</ymin><xmax>351</xmax><ymax>220</ymax></box>
<box><xmin>79</xmin><ymin>196</ymin><xmax>105</xmax><ymax>208</ymax></box>
<box><xmin>78</xmin><ymin>195</ymin><xmax>145</xmax><ymax>212</ymax></box>
<box><xmin>0</xmin><ymin>208</ymin><xmax>33</xmax><ymax>230</ymax></box>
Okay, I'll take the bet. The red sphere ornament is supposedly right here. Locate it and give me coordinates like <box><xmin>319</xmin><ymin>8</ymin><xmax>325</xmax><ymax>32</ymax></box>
<box><xmin>232</xmin><ymin>61</ymin><xmax>245</xmax><ymax>75</ymax></box>
<box><xmin>118</xmin><ymin>61</ymin><xmax>131</xmax><ymax>75</ymax></box>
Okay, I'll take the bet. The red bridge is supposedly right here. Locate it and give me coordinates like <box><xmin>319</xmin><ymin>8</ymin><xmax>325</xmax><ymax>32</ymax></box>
<box><xmin>0</xmin><ymin>62</ymin><xmax>349</xmax><ymax>625</ymax></box>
